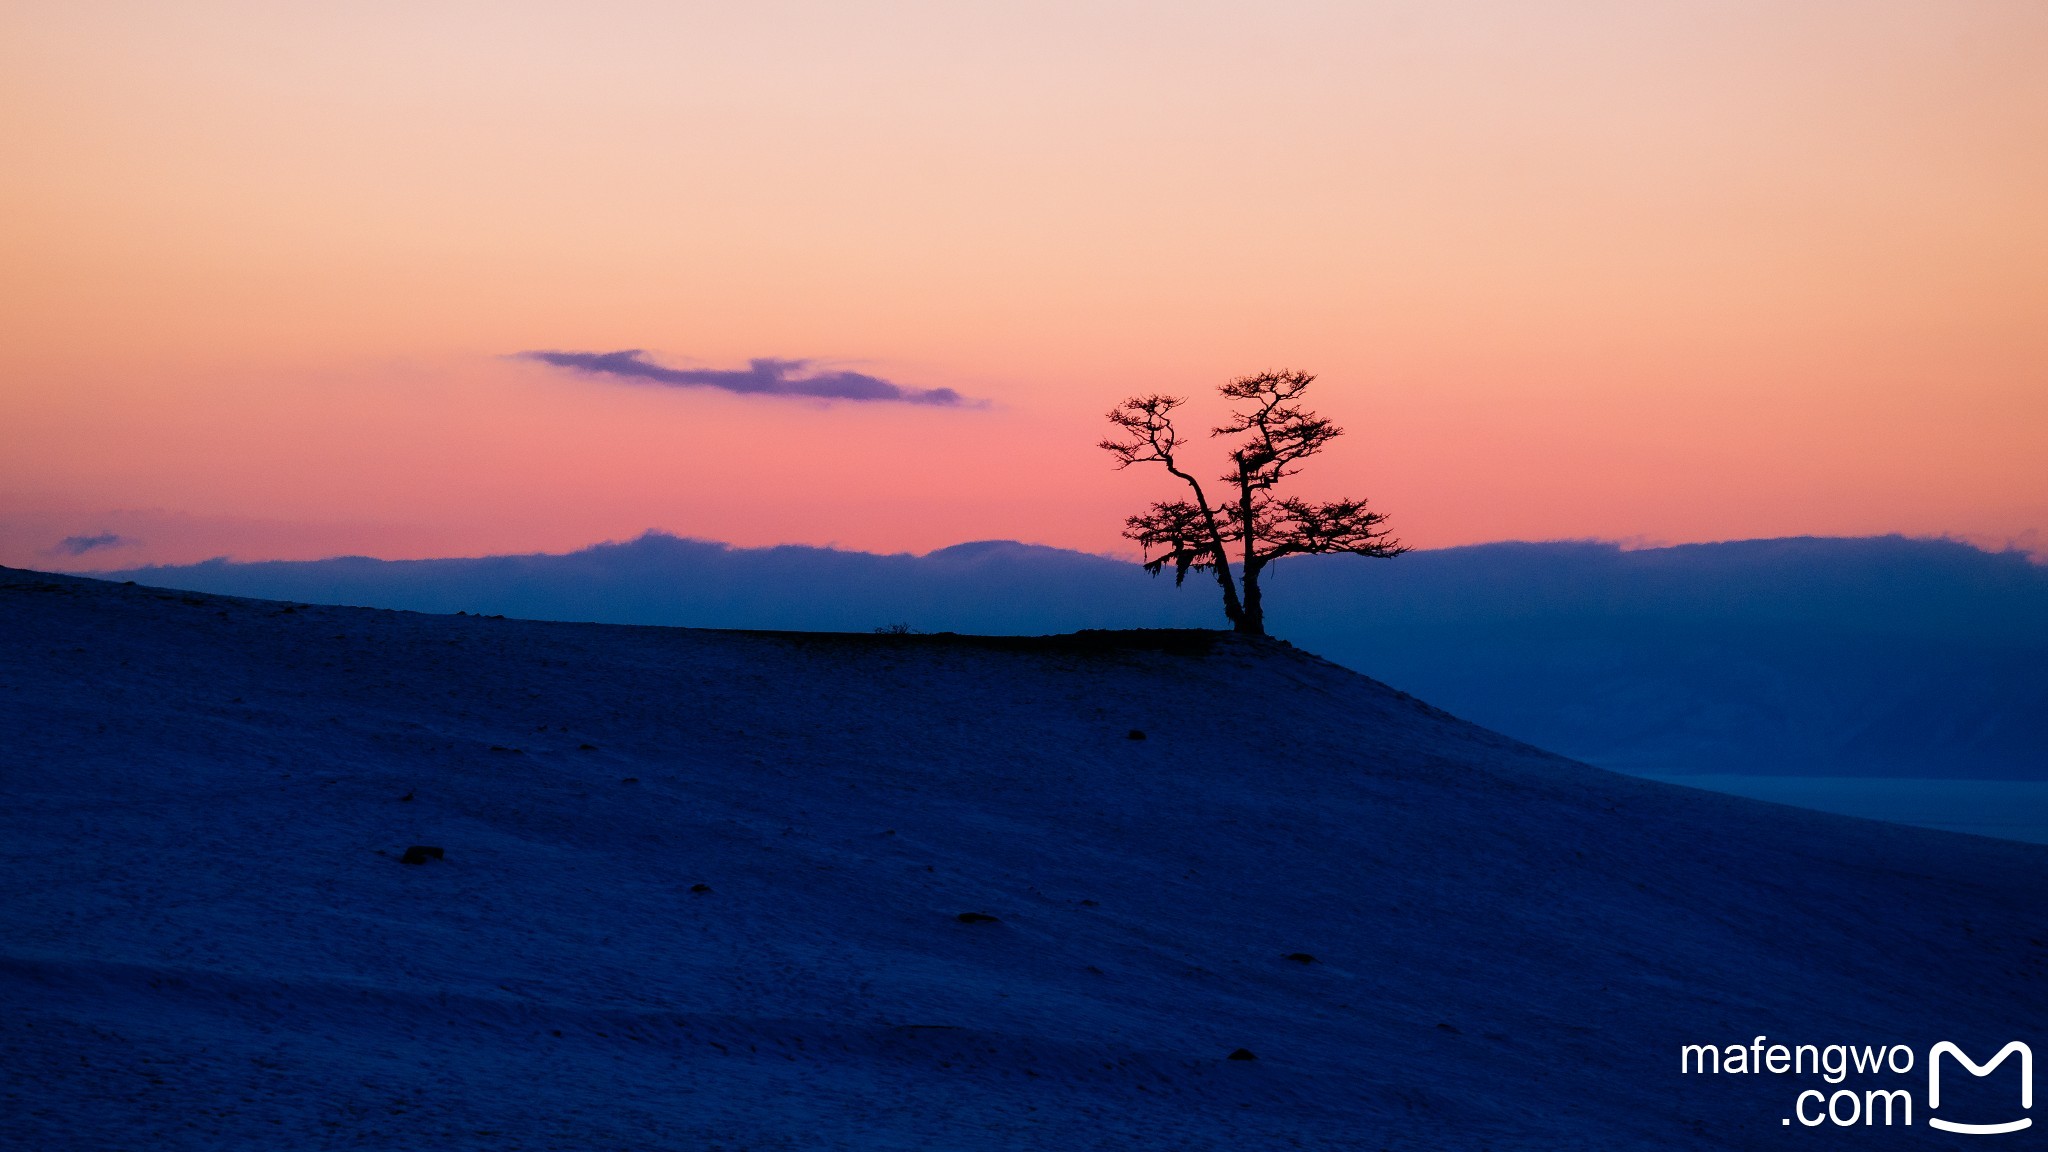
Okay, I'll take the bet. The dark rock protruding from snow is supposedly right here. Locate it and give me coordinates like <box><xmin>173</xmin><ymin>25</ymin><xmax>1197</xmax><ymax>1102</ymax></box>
<box><xmin>398</xmin><ymin>846</ymin><xmax>444</xmax><ymax>865</ymax></box>
<box><xmin>955</xmin><ymin>912</ymin><xmax>1000</xmax><ymax>924</ymax></box>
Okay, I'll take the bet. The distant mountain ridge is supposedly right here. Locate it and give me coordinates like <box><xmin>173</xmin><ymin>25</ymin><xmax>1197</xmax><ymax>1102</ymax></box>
<box><xmin>100</xmin><ymin>532</ymin><xmax>2048</xmax><ymax>778</ymax></box>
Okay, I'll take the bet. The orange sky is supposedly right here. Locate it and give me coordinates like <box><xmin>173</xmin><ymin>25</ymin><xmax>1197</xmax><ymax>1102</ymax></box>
<box><xmin>3</xmin><ymin>1</ymin><xmax>2045</xmax><ymax>567</ymax></box>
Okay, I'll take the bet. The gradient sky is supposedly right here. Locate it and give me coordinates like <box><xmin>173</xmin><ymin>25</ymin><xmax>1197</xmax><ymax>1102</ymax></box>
<box><xmin>3</xmin><ymin>1</ymin><xmax>2045</xmax><ymax>567</ymax></box>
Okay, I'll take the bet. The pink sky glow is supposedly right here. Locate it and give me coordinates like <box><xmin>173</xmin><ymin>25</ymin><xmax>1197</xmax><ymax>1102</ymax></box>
<box><xmin>3</xmin><ymin>2</ymin><xmax>2045</xmax><ymax>567</ymax></box>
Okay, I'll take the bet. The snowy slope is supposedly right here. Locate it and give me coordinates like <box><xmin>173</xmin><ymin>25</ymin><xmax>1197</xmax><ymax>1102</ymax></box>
<box><xmin>99</xmin><ymin>532</ymin><xmax>2048</xmax><ymax>778</ymax></box>
<box><xmin>2</xmin><ymin>567</ymin><xmax>2044</xmax><ymax>1150</ymax></box>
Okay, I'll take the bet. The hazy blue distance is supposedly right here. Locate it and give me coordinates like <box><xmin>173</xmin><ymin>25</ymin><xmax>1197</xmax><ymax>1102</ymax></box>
<box><xmin>101</xmin><ymin>534</ymin><xmax>2048</xmax><ymax>779</ymax></box>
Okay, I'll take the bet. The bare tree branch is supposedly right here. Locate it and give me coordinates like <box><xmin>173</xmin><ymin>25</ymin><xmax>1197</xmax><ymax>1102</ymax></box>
<box><xmin>1212</xmin><ymin>371</ymin><xmax>1342</xmax><ymax>491</ymax></box>
<box><xmin>1101</xmin><ymin>396</ymin><xmax>1245</xmax><ymax>623</ymax></box>
<box><xmin>1099</xmin><ymin>395</ymin><xmax>1187</xmax><ymax>470</ymax></box>
<box><xmin>1250</xmin><ymin>496</ymin><xmax>1406</xmax><ymax>572</ymax></box>
<box><xmin>1122</xmin><ymin>501</ymin><xmax>1234</xmax><ymax>586</ymax></box>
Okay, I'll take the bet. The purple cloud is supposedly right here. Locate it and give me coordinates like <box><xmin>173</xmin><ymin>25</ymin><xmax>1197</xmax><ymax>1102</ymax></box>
<box><xmin>54</xmin><ymin>532</ymin><xmax>133</xmax><ymax>556</ymax></box>
<box><xmin>521</xmin><ymin>350</ymin><xmax>969</xmax><ymax>406</ymax></box>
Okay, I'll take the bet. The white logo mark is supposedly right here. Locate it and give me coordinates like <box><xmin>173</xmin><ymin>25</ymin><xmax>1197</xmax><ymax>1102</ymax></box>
<box><xmin>1928</xmin><ymin>1041</ymin><xmax>2032</xmax><ymax>1135</ymax></box>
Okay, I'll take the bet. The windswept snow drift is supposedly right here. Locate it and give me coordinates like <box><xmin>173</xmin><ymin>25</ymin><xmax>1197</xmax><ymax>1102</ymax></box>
<box><xmin>1</xmin><ymin>567</ymin><xmax>2042</xmax><ymax>1150</ymax></box>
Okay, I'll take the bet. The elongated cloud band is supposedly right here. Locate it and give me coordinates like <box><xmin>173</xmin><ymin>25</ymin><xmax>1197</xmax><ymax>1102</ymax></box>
<box><xmin>521</xmin><ymin>350</ymin><xmax>968</xmax><ymax>406</ymax></box>
<box><xmin>53</xmin><ymin>532</ymin><xmax>132</xmax><ymax>556</ymax></box>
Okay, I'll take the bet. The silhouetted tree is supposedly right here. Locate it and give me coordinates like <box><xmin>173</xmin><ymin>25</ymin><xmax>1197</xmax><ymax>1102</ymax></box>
<box><xmin>1101</xmin><ymin>370</ymin><xmax>1406</xmax><ymax>636</ymax></box>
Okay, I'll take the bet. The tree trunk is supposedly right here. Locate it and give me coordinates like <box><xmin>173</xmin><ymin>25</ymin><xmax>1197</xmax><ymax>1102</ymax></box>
<box><xmin>1235</xmin><ymin>470</ymin><xmax>1264</xmax><ymax>636</ymax></box>
<box><xmin>1165</xmin><ymin>463</ymin><xmax>1244</xmax><ymax>630</ymax></box>
<box><xmin>1237</xmin><ymin>568</ymin><xmax>1265</xmax><ymax>635</ymax></box>
<box><xmin>1212</xmin><ymin>563</ymin><xmax>1245</xmax><ymax>629</ymax></box>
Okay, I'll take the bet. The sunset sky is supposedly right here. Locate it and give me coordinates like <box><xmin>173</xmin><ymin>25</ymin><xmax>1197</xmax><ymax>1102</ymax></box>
<box><xmin>3</xmin><ymin>1</ymin><xmax>2045</xmax><ymax>567</ymax></box>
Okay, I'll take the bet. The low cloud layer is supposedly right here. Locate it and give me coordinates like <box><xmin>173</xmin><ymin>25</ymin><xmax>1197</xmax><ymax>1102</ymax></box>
<box><xmin>521</xmin><ymin>350</ymin><xmax>968</xmax><ymax>406</ymax></box>
<box><xmin>53</xmin><ymin>532</ymin><xmax>133</xmax><ymax>556</ymax></box>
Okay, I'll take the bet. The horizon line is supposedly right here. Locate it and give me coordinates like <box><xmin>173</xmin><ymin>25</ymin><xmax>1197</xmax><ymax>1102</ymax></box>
<box><xmin>35</xmin><ymin>528</ymin><xmax>2045</xmax><ymax>576</ymax></box>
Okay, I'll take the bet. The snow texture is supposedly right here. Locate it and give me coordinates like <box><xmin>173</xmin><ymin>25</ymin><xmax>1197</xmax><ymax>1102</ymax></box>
<box><xmin>2</xmin><ymin>567</ymin><xmax>2043</xmax><ymax>1149</ymax></box>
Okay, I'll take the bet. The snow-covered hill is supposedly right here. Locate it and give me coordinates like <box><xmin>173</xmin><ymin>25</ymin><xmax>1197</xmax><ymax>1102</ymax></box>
<box><xmin>97</xmin><ymin>532</ymin><xmax>2048</xmax><ymax>778</ymax></box>
<box><xmin>2</xmin><ymin>567</ymin><xmax>2042</xmax><ymax>1149</ymax></box>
